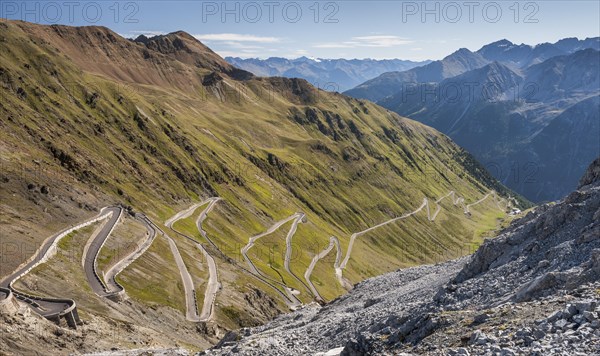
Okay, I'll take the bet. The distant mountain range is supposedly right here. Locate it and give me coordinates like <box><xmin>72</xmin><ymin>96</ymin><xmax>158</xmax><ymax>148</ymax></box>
<box><xmin>345</xmin><ymin>37</ymin><xmax>600</xmax><ymax>102</ymax></box>
<box><xmin>348</xmin><ymin>37</ymin><xmax>600</xmax><ymax>202</ymax></box>
<box><xmin>225</xmin><ymin>56</ymin><xmax>431</xmax><ymax>92</ymax></box>
<box><xmin>345</xmin><ymin>48</ymin><xmax>490</xmax><ymax>102</ymax></box>
<box><xmin>479</xmin><ymin>37</ymin><xmax>600</xmax><ymax>67</ymax></box>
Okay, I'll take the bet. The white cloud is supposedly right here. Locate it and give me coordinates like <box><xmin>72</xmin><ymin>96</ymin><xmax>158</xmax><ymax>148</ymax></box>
<box><xmin>119</xmin><ymin>30</ymin><xmax>167</xmax><ymax>39</ymax></box>
<box><xmin>352</xmin><ymin>35</ymin><xmax>414</xmax><ymax>47</ymax></box>
<box><xmin>314</xmin><ymin>35</ymin><xmax>413</xmax><ymax>49</ymax></box>
<box><xmin>220</xmin><ymin>41</ymin><xmax>264</xmax><ymax>50</ymax></box>
<box><xmin>313</xmin><ymin>43</ymin><xmax>355</xmax><ymax>49</ymax></box>
<box><xmin>193</xmin><ymin>33</ymin><xmax>282</xmax><ymax>43</ymax></box>
<box><xmin>129</xmin><ymin>30</ymin><xmax>167</xmax><ymax>36</ymax></box>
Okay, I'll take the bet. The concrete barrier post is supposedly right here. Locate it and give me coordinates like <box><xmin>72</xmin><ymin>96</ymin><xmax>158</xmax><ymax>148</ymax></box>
<box><xmin>65</xmin><ymin>310</ymin><xmax>77</xmax><ymax>329</ymax></box>
<box><xmin>72</xmin><ymin>307</ymin><xmax>82</xmax><ymax>325</ymax></box>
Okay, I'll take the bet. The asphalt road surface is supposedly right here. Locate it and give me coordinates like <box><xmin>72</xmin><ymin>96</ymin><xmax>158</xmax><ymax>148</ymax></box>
<box><xmin>82</xmin><ymin>207</ymin><xmax>123</xmax><ymax>296</ymax></box>
<box><xmin>335</xmin><ymin>190</ymin><xmax>511</xmax><ymax>289</ymax></box>
<box><xmin>166</xmin><ymin>199</ymin><xmax>221</xmax><ymax>322</ymax></box>
<box><xmin>304</xmin><ymin>236</ymin><xmax>341</xmax><ymax>301</ymax></box>
<box><xmin>103</xmin><ymin>214</ymin><xmax>157</xmax><ymax>295</ymax></box>
<box><xmin>0</xmin><ymin>207</ymin><xmax>116</xmax><ymax>317</ymax></box>
<box><xmin>241</xmin><ymin>213</ymin><xmax>304</xmax><ymax>308</ymax></box>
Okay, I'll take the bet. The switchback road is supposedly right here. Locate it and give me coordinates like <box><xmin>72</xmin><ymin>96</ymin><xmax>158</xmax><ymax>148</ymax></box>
<box><xmin>335</xmin><ymin>191</ymin><xmax>513</xmax><ymax>289</ymax></box>
<box><xmin>82</xmin><ymin>207</ymin><xmax>123</xmax><ymax>296</ymax></box>
<box><xmin>103</xmin><ymin>214</ymin><xmax>157</xmax><ymax>295</ymax></box>
<box><xmin>0</xmin><ymin>207</ymin><xmax>117</xmax><ymax>322</ymax></box>
<box><xmin>166</xmin><ymin>198</ymin><xmax>221</xmax><ymax>322</ymax></box>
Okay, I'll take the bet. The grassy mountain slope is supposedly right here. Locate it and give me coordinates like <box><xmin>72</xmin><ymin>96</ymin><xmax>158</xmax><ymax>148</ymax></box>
<box><xmin>0</xmin><ymin>19</ymin><xmax>523</xmax><ymax>352</ymax></box>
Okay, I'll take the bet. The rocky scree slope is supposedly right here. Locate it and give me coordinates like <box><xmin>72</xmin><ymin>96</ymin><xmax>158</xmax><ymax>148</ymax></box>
<box><xmin>204</xmin><ymin>158</ymin><xmax>600</xmax><ymax>355</ymax></box>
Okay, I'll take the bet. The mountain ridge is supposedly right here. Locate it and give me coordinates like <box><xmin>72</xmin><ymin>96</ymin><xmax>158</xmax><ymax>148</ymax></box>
<box><xmin>347</xmin><ymin>33</ymin><xmax>600</xmax><ymax>202</ymax></box>
<box><xmin>344</xmin><ymin>47</ymin><xmax>490</xmax><ymax>102</ymax></box>
<box><xmin>345</xmin><ymin>36</ymin><xmax>600</xmax><ymax>103</ymax></box>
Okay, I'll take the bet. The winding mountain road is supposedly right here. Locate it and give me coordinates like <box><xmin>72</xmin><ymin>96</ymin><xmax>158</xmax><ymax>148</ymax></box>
<box><xmin>196</xmin><ymin>244</ymin><xmax>218</xmax><ymax>321</ymax></box>
<box><xmin>103</xmin><ymin>214</ymin><xmax>157</xmax><ymax>295</ymax></box>
<box><xmin>282</xmin><ymin>213</ymin><xmax>313</xmax><ymax>295</ymax></box>
<box><xmin>82</xmin><ymin>207</ymin><xmax>123</xmax><ymax>296</ymax></box>
<box><xmin>166</xmin><ymin>200</ymin><xmax>305</xmax><ymax>312</ymax></box>
<box><xmin>195</xmin><ymin>198</ymin><xmax>221</xmax><ymax>250</ymax></box>
<box><xmin>166</xmin><ymin>198</ymin><xmax>221</xmax><ymax>322</ymax></box>
<box><xmin>0</xmin><ymin>207</ymin><xmax>118</xmax><ymax>325</ymax></box>
<box><xmin>166</xmin><ymin>231</ymin><xmax>200</xmax><ymax>322</ymax></box>
<box><xmin>334</xmin><ymin>190</ymin><xmax>513</xmax><ymax>289</ymax></box>
<box><xmin>304</xmin><ymin>236</ymin><xmax>342</xmax><ymax>301</ymax></box>
<box><xmin>241</xmin><ymin>213</ymin><xmax>305</xmax><ymax>308</ymax></box>
<box><xmin>194</xmin><ymin>198</ymin><xmax>221</xmax><ymax>321</ymax></box>
<box><xmin>0</xmin><ymin>187</ymin><xmax>515</xmax><ymax>324</ymax></box>
<box><xmin>431</xmin><ymin>191</ymin><xmax>466</xmax><ymax>220</ymax></box>
<box><xmin>336</xmin><ymin>199</ymin><xmax>428</xmax><ymax>288</ymax></box>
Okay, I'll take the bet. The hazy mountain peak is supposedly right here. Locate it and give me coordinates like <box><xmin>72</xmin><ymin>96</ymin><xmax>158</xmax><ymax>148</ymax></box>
<box><xmin>554</xmin><ymin>36</ymin><xmax>600</xmax><ymax>52</ymax></box>
<box><xmin>377</xmin><ymin>46</ymin><xmax>599</xmax><ymax>202</ymax></box>
<box><xmin>447</xmin><ymin>47</ymin><xmax>475</xmax><ymax>58</ymax></box>
<box><xmin>492</xmin><ymin>39</ymin><xmax>515</xmax><ymax>47</ymax></box>
<box><xmin>484</xmin><ymin>60</ymin><xmax>516</xmax><ymax>74</ymax></box>
<box><xmin>141</xmin><ymin>30</ymin><xmax>222</xmax><ymax>60</ymax></box>
<box><xmin>445</xmin><ymin>47</ymin><xmax>487</xmax><ymax>62</ymax></box>
<box><xmin>344</xmin><ymin>47</ymin><xmax>488</xmax><ymax>101</ymax></box>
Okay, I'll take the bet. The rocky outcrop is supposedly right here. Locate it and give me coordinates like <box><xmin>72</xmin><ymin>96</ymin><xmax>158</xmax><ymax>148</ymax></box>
<box><xmin>0</xmin><ymin>289</ymin><xmax>19</xmax><ymax>316</ymax></box>
<box><xmin>580</xmin><ymin>157</ymin><xmax>600</xmax><ymax>188</ymax></box>
<box><xmin>138</xmin><ymin>31</ymin><xmax>254</xmax><ymax>81</ymax></box>
<box><xmin>446</xmin><ymin>157</ymin><xmax>600</xmax><ymax>307</ymax></box>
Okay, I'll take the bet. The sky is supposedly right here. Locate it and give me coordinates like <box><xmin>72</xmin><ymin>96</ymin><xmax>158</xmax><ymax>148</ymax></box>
<box><xmin>1</xmin><ymin>1</ymin><xmax>599</xmax><ymax>60</ymax></box>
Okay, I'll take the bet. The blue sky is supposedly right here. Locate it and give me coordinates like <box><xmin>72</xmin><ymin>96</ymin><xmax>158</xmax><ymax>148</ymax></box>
<box><xmin>2</xmin><ymin>1</ymin><xmax>599</xmax><ymax>60</ymax></box>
